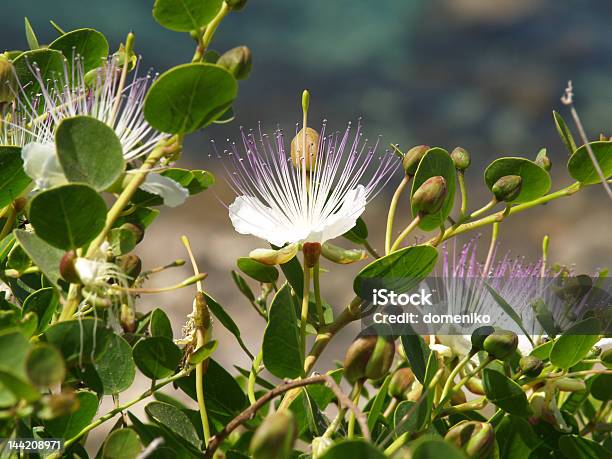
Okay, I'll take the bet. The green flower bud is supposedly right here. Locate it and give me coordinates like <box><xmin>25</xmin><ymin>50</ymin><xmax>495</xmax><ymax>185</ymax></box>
<box><xmin>402</xmin><ymin>145</ymin><xmax>429</xmax><ymax>176</ymax></box>
<box><xmin>471</xmin><ymin>326</ymin><xmax>495</xmax><ymax>353</ymax></box>
<box><xmin>249</xmin><ymin>243</ymin><xmax>299</xmax><ymax>265</ymax></box>
<box><xmin>303</xmin><ymin>242</ymin><xmax>321</xmax><ymax>268</ymax></box>
<box><xmin>291</xmin><ymin>127</ymin><xmax>319</xmax><ymax>171</ymax></box>
<box><xmin>483</xmin><ymin>329</ymin><xmax>518</xmax><ymax>360</ymax></box>
<box><xmin>535</xmin><ymin>148</ymin><xmax>551</xmax><ymax>171</ymax></box>
<box><xmin>0</xmin><ymin>54</ymin><xmax>17</xmax><ymax>105</ymax></box>
<box><xmin>321</xmin><ymin>242</ymin><xmax>367</xmax><ymax>264</ymax></box>
<box><xmin>250</xmin><ymin>410</ymin><xmax>297</xmax><ymax>459</ymax></box>
<box><xmin>519</xmin><ymin>355</ymin><xmax>544</xmax><ymax>377</ymax></box>
<box><xmin>311</xmin><ymin>436</ymin><xmax>333</xmax><ymax>459</ymax></box>
<box><xmin>388</xmin><ymin>367</ymin><xmax>415</xmax><ymax>399</ymax></box>
<box><xmin>343</xmin><ymin>334</ymin><xmax>395</xmax><ymax>383</ymax></box>
<box><xmin>601</xmin><ymin>348</ymin><xmax>612</xmax><ymax>369</ymax></box>
<box><xmin>116</xmin><ymin>254</ymin><xmax>142</xmax><ymax>280</ymax></box>
<box><xmin>451</xmin><ymin>147</ymin><xmax>471</xmax><ymax>171</ymax></box>
<box><xmin>60</xmin><ymin>250</ymin><xmax>81</xmax><ymax>284</ymax></box>
<box><xmin>120</xmin><ymin>222</ymin><xmax>144</xmax><ymax>244</ymax></box>
<box><xmin>217</xmin><ymin>46</ymin><xmax>252</xmax><ymax>80</ymax></box>
<box><xmin>444</xmin><ymin>421</ymin><xmax>495</xmax><ymax>459</ymax></box>
<box><xmin>555</xmin><ymin>377</ymin><xmax>586</xmax><ymax>392</ymax></box>
<box><xmin>227</xmin><ymin>0</ymin><xmax>248</xmax><ymax>11</ymax></box>
<box><xmin>412</xmin><ymin>176</ymin><xmax>447</xmax><ymax>216</ymax></box>
<box><xmin>491</xmin><ymin>175</ymin><xmax>522</xmax><ymax>202</ymax></box>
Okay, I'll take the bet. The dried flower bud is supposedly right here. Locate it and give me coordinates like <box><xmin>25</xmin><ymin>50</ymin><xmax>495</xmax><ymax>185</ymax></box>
<box><xmin>0</xmin><ymin>54</ymin><xmax>17</xmax><ymax>104</ymax></box>
<box><xmin>451</xmin><ymin>147</ymin><xmax>471</xmax><ymax>171</ymax></box>
<box><xmin>535</xmin><ymin>148</ymin><xmax>551</xmax><ymax>171</ymax></box>
<box><xmin>555</xmin><ymin>377</ymin><xmax>586</xmax><ymax>392</ymax></box>
<box><xmin>250</xmin><ymin>410</ymin><xmax>297</xmax><ymax>459</ymax></box>
<box><xmin>120</xmin><ymin>222</ymin><xmax>144</xmax><ymax>244</ymax></box>
<box><xmin>302</xmin><ymin>242</ymin><xmax>321</xmax><ymax>268</ymax></box>
<box><xmin>226</xmin><ymin>0</ymin><xmax>248</xmax><ymax>11</ymax></box>
<box><xmin>471</xmin><ymin>326</ymin><xmax>495</xmax><ymax>353</ymax></box>
<box><xmin>343</xmin><ymin>334</ymin><xmax>395</xmax><ymax>383</ymax></box>
<box><xmin>412</xmin><ymin>176</ymin><xmax>447</xmax><ymax>216</ymax></box>
<box><xmin>217</xmin><ymin>46</ymin><xmax>252</xmax><ymax>80</ymax></box>
<box><xmin>402</xmin><ymin>145</ymin><xmax>429</xmax><ymax>176</ymax></box>
<box><xmin>602</xmin><ymin>348</ymin><xmax>612</xmax><ymax>369</ymax></box>
<box><xmin>60</xmin><ymin>250</ymin><xmax>81</xmax><ymax>284</ymax></box>
<box><xmin>291</xmin><ymin>127</ymin><xmax>319</xmax><ymax>170</ymax></box>
<box><xmin>483</xmin><ymin>329</ymin><xmax>518</xmax><ymax>360</ymax></box>
<box><xmin>491</xmin><ymin>175</ymin><xmax>522</xmax><ymax>202</ymax></box>
<box><xmin>320</xmin><ymin>242</ymin><xmax>367</xmax><ymax>264</ymax></box>
<box><xmin>444</xmin><ymin>421</ymin><xmax>495</xmax><ymax>459</ymax></box>
<box><xmin>249</xmin><ymin>243</ymin><xmax>298</xmax><ymax>265</ymax></box>
<box><xmin>519</xmin><ymin>355</ymin><xmax>544</xmax><ymax>377</ymax></box>
<box><xmin>311</xmin><ymin>436</ymin><xmax>333</xmax><ymax>459</ymax></box>
<box><xmin>388</xmin><ymin>367</ymin><xmax>415</xmax><ymax>399</ymax></box>
<box><xmin>116</xmin><ymin>254</ymin><xmax>142</xmax><ymax>280</ymax></box>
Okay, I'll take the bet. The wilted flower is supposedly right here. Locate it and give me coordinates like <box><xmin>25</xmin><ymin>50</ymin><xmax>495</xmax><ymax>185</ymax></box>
<box><xmin>216</xmin><ymin>120</ymin><xmax>398</xmax><ymax>246</ymax></box>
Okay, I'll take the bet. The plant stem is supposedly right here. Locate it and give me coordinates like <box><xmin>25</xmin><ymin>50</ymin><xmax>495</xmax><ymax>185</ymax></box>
<box><xmin>458</xmin><ymin>171</ymin><xmax>468</xmax><ymax>219</ymax></box>
<box><xmin>362</xmin><ymin>239</ymin><xmax>380</xmax><ymax>258</ymax></box>
<box><xmin>385</xmin><ymin>176</ymin><xmax>410</xmax><ymax>254</ymax></box>
<box><xmin>109</xmin><ymin>32</ymin><xmax>135</xmax><ymax>126</ymax></box>
<box><xmin>313</xmin><ymin>261</ymin><xmax>324</xmax><ymax>326</ymax></box>
<box><xmin>248</xmin><ymin>351</ymin><xmax>263</xmax><ymax>405</ymax></box>
<box><xmin>390</xmin><ymin>215</ymin><xmax>421</xmax><ymax>252</ymax></box>
<box><xmin>439</xmin><ymin>352</ymin><xmax>473</xmax><ymax>404</ymax></box>
<box><xmin>300</xmin><ymin>258</ymin><xmax>311</xmax><ymax>361</ymax></box>
<box><xmin>0</xmin><ymin>204</ymin><xmax>16</xmax><ymax>240</ymax></box>
<box><xmin>200</xmin><ymin>2</ymin><xmax>230</xmax><ymax>55</ymax></box>
<box><xmin>435</xmin><ymin>357</ymin><xmax>493</xmax><ymax>416</ymax></box>
<box><xmin>196</xmin><ymin>328</ymin><xmax>211</xmax><ymax>446</ymax></box>
<box><xmin>347</xmin><ymin>380</ymin><xmax>363</xmax><ymax>439</ymax></box>
<box><xmin>481</xmin><ymin>222</ymin><xmax>499</xmax><ymax>277</ymax></box>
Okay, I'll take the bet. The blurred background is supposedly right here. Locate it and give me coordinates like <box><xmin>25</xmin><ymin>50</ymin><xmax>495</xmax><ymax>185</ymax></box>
<box><xmin>2</xmin><ymin>0</ymin><xmax>611</xmax><ymax>451</ymax></box>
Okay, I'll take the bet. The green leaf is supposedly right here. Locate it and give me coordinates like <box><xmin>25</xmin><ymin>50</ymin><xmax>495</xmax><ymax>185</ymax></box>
<box><xmin>411</xmin><ymin>436</ymin><xmax>466</xmax><ymax>459</ymax></box>
<box><xmin>0</xmin><ymin>146</ymin><xmax>31</xmax><ymax>208</ymax></box>
<box><xmin>279</xmin><ymin>254</ymin><xmax>304</xmax><ymax>298</ymax></box>
<box><xmin>549</xmin><ymin>318</ymin><xmax>602</xmax><ymax>369</ymax></box>
<box><xmin>343</xmin><ymin>217</ymin><xmax>369</xmax><ymax>244</ymax></box>
<box><xmin>483</xmin><ymin>368</ymin><xmax>530</xmax><ymax>416</ymax></box>
<box><xmin>188</xmin><ymin>340</ymin><xmax>218</xmax><ymax>365</ymax></box>
<box><xmin>43</xmin><ymin>318</ymin><xmax>111</xmax><ymax>367</ymax></box>
<box><xmin>25</xmin><ymin>343</ymin><xmax>65</xmax><ymax>387</ymax></box>
<box><xmin>48</xmin><ymin>28</ymin><xmax>109</xmax><ymax>72</ymax></box>
<box><xmin>102</xmin><ymin>428</ymin><xmax>143</xmax><ymax>459</ymax></box>
<box><xmin>393</xmin><ymin>400</ymin><xmax>420</xmax><ymax>437</ymax></box>
<box><xmin>484</xmin><ymin>157</ymin><xmax>551</xmax><ymax>203</ymax></box>
<box><xmin>153</xmin><ymin>0</ymin><xmax>223</xmax><ymax>32</ymax></box>
<box><xmin>484</xmin><ymin>283</ymin><xmax>534</xmax><ymax>345</ymax></box>
<box><xmin>144</xmin><ymin>63</ymin><xmax>237</xmax><ymax>134</ymax></box>
<box><xmin>44</xmin><ymin>391</ymin><xmax>98</xmax><ymax>438</ymax></box>
<box><xmin>29</xmin><ymin>183</ymin><xmax>107</xmax><ymax>250</ymax></box>
<box><xmin>132</xmin><ymin>337</ymin><xmax>181</xmax><ymax>379</ymax></box>
<box><xmin>108</xmin><ymin>227</ymin><xmax>137</xmax><ymax>256</ymax></box>
<box><xmin>530</xmin><ymin>340</ymin><xmax>554</xmax><ymax>360</ymax></box>
<box><xmin>353</xmin><ymin>245</ymin><xmax>438</xmax><ymax>299</ymax></box>
<box><xmin>568</xmin><ymin>141</ymin><xmax>612</xmax><ymax>184</ymax></box>
<box><xmin>367</xmin><ymin>374</ymin><xmax>391</xmax><ymax>432</ymax></box>
<box><xmin>204</xmin><ymin>293</ymin><xmax>253</xmax><ymax>359</ymax></box>
<box><xmin>231</xmin><ymin>270</ymin><xmax>256</xmax><ymax>302</ymax></box>
<box><xmin>262</xmin><ymin>283</ymin><xmax>303</xmax><ymax>379</ymax></box>
<box><xmin>553</xmin><ymin>111</ymin><xmax>577</xmax><ymax>155</ymax></box>
<box><xmin>22</xmin><ymin>287</ymin><xmax>59</xmax><ymax>333</ymax></box>
<box><xmin>400</xmin><ymin>333</ymin><xmax>431</xmax><ymax>384</ymax></box>
<box><xmin>12</xmin><ymin>49</ymin><xmax>65</xmax><ymax>99</ymax></box>
<box><xmin>150</xmin><ymin>308</ymin><xmax>173</xmax><ymax>340</ymax></box>
<box><xmin>417</xmin><ymin>351</ymin><xmax>439</xmax><ymax>429</ymax></box>
<box><xmin>319</xmin><ymin>439</ymin><xmax>386</xmax><ymax>459</ymax></box>
<box><xmin>558</xmin><ymin>435</ymin><xmax>611</xmax><ymax>459</ymax></box>
<box><xmin>186</xmin><ymin>170</ymin><xmax>215</xmax><ymax>194</ymax></box>
<box><xmin>237</xmin><ymin>257</ymin><xmax>279</xmax><ymax>283</ymax></box>
<box><xmin>94</xmin><ymin>333</ymin><xmax>135</xmax><ymax>394</ymax></box>
<box><xmin>56</xmin><ymin>116</ymin><xmax>125</xmax><ymax>190</ymax></box>
<box><xmin>145</xmin><ymin>401</ymin><xmax>201</xmax><ymax>448</ymax></box>
<box><xmin>589</xmin><ymin>373</ymin><xmax>612</xmax><ymax>401</ymax></box>
<box><xmin>14</xmin><ymin>229</ymin><xmax>64</xmax><ymax>288</ymax></box>
<box><xmin>0</xmin><ymin>330</ymin><xmax>39</xmax><ymax>401</ymax></box>
<box><xmin>496</xmin><ymin>415</ymin><xmax>540</xmax><ymax>458</ymax></box>
<box><xmin>24</xmin><ymin>17</ymin><xmax>40</xmax><ymax>49</ymax></box>
<box><xmin>410</xmin><ymin>148</ymin><xmax>456</xmax><ymax>230</ymax></box>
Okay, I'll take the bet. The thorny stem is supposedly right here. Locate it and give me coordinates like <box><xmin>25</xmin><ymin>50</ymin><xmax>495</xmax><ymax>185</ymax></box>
<box><xmin>390</xmin><ymin>215</ymin><xmax>421</xmax><ymax>252</ymax></box>
<box><xmin>385</xmin><ymin>175</ymin><xmax>410</xmax><ymax>254</ymax></box>
<box><xmin>313</xmin><ymin>261</ymin><xmax>324</xmax><ymax>326</ymax></box>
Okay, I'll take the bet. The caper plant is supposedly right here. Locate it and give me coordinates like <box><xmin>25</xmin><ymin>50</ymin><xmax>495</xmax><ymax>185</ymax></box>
<box><xmin>0</xmin><ymin>2</ymin><xmax>610</xmax><ymax>459</ymax></box>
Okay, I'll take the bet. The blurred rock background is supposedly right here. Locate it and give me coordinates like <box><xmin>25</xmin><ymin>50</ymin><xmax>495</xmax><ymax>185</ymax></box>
<box><xmin>2</xmin><ymin>0</ymin><xmax>611</xmax><ymax>452</ymax></box>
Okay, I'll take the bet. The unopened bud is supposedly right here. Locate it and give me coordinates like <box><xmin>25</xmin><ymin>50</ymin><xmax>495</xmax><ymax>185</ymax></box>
<box><xmin>120</xmin><ymin>222</ymin><xmax>144</xmax><ymax>244</ymax></box>
<box><xmin>406</xmin><ymin>380</ymin><xmax>423</xmax><ymax>401</ymax></box>
<box><xmin>491</xmin><ymin>175</ymin><xmax>522</xmax><ymax>202</ymax></box>
<box><xmin>60</xmin><ymin>250</ymin><xmax>81</xmax><ymax>284</ymax></box>
<box><xmin>402</xmin><ymin>145</ymin><xmax>429</xmax><ymax>176</ymax></box>
<box><xmin>471</xmin><ymin>326</ymin><xmax>495</xmax><ymax>353</ymax></box>
<box><xmin>451</xmin><ymin>147</ymin><xmax>471</xmax><ymax>171</ymax></box>
<box><xmin>249</xmin><ymin>243</ymin><xmax>298</xmax><ymax>265</ymax></box>
<box><xmin>321</xmin><ymin>242</ymin><xmax>367</xmax><ymax>264</ymax></box>
<box><xmin>120</xmin><ymin>304</ymin><xmax>136</xmax><ymax>333</ymax></box>
<box><xmin>217</xmin><ymin>46</ymin><xmax>252</xmax><ymax>80</ymax></box>
<box><xmin>226</xmin><ymin>0</ymin><xmax>248</xmax><ymax>11</ymax></box>
<box><xmin>0</xmin><ymin>54</ymin><xmax>17</xmax><ymax>104</ymax></box>
<box><xmin>483</xmin><ymin>329</ymin><xmax>518</xmax><ymax>360</ymax></box>
<box><xmin>116</xmin><ymin>254</ymin><xmax>142</xmax><ymax>280</ymax></box>
<box><xmin>388</xmin><ymin>367</ymin><xmax>415</xmax><ymax>399</ymax></box>
<box><xmin>250</xmin><ymin>410</ymin><xmax>297</xmax><ymax>459</ymax></box>
<box><xmin>302</xmin><ymin>242</ymin><xmax>321</xmax><ymax>268</ymax></box>
<box><xmin>291</xmin><ymin>127</ymin><xmax>319</xmax><ymax>170</ymax></box>
<box><xmin>343</xmin><ymin>334</ymin><xmax>395</xmax><ymax>383</ymax></box>
<box><xmin>13</xmin><ymin>197</ymin><xmax>27</xmax><ymax>213</ymax></box>
<box><xmin>412</xmin><ymin>176</ymin><xmax>447</xmax><ymax>216</ymax></box>
<box><xmin>535</xmin><ymin>148</ymin><xmax>551</xmax><ymax>171</ymax></box>
<box><xmin>519</xmin><ymin>355</ymin><xmax>544</xmax><ymax>377</ymax></box>
<box><xmin>311</xmin><ymin>436</ymin><xmax>333</xmax><ymax>459</ymax></box>
<box><xmin>602</xmin><ymin>348</ymin><xmax>612</xmax><ymax>369</ymax></box>
<box><xmin>465</xmin><ymin>376</ymin><xmax>485</xmax><ymax>395</ymax></box>
<box><xmin>555</xmin><ymin>377</ymin><xmax>586</xmax><ymax>392</ymax></box>
<box><xmin>444</xmin><ymin>421</ymin><xmax>495</xmax><ymax>459</ymax></box>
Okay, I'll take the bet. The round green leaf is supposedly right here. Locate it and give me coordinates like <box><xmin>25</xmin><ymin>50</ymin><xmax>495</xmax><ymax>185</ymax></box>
<box><xmin>25</xmin><ymin>343</ymin><xmax>65</xmax><ymax>387</ymax></box>
<box><xmin>237</xmin><ymin>257</ymin><xmax>279</xmax><ymax>283</ymax></box>
<box><xmin>153</xmin><ymin>0</ymin><xmax>223</xmax><ymax>32</ymax></box>
<box><xmin>44</xmin><ymin>390</ymin><xmax>98</xmax><ymax>438</ymax></box>
<box><xmin>133</xmin><ymin>336</ymin><xmax>181</xmax><ymax>379</ymax></box>
<box><xmin>29</xmin><ymin>183</ymin><xmax>107</xmax><ymax>249</ymax></box>
<box><xmin>43</xmin><ymin>318</ymin><xmax>111</xmax><ymax>367</ymax></box>
<box><xmin>145</xmin><ymin>401</ymin><xmax>201</xmax><ymax>448</ymax></box>
<box><xmin>589</xmin><ymin>373</ymin><xmax>612</xmax><ymax>401</ymax></box>
<box><xmin>568</xmin><ymin>141</ymin><xmax>612</xmax><ymax>185</ymax></box>
<box><xmin>188</xmin><ymin>339</ymin><xmax>218</xmax><ymax>365</ymax></box>
<box><xmin>411</xmin><ymin>436</ymin><xmax>466</xmax><ymax>459</ymax></box>
<box><xmin>14</xmin><ymin>229</ymin><xmax>65</xmax><ymax>289</ymax></box>
<box><xmin>94</xmin><ymin>333</ymin><xmax>136</xmax><ymax>394</ymax></box>
<box><xmin>410</xmin><ymin>148</ymin><xmax>456</xmax><ymax>230</ymax></box>
<box><xmin>48</xmin><ymin>28</ymin><xmax>109</xmax><ymax>72</ymax></box>
<box><xmin>484</xmin><ymin>157</ymin><xmax>551</xmax><ymax>203</ymax></box>
<box><xmin>56</xmin><ymin>116</ymin><xmax>125</xmax><ymax>190</ymax></box>
<box><xmin>483</xmin><ymin>368</ymin><xmax>531</xmax><ymax>416</ymax></box>
<box><xmin>319</xmin><ymin>439</ymin><xmax>386</xmax><ymax>459</ymax></box>
<box><xmin>0</xmin><ymin>146</ymin><xmax>31</xmax><ymax>208</ymax></box>
<box><xmin>22</xmin><ymin>287</ymin><xmax>59</xmax><ymax>333</ymax></box>
<box><xmin>150</xmin><ymin>308</ymin><xmax>173</xmax><ymax>340</ymax></box>
<box><xmin>353</xmin><ymin>245</ymin><xmax>438</xmax><ymax>299</ymax></box>
<box><xmin>144</xmin><ymin>63</ymin><xmax>237</xmax><ymax>134</ymax></box>
<box><xmin>549</xmin><ymin>318</ymin><xmax>602</xmax><ymax>369</ymax></box>
<box><xmin>12</xmin><ymin>49</ymin><xmax>65</xmax><ymax>99</ymax></box>
<box><xmin>559</xmin><ymin>434</ymin><xmax>611</xmax><ymax>459</ymax></box>
<box><xmin>102</xmin><ymin>428</ymin><xmax>142</xmax><ymax>459</ymax></box>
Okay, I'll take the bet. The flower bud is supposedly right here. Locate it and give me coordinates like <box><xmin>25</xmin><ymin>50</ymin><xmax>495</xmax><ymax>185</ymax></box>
<box><xmin>444</xmin><ymin>421</ymin><xmax>495</xmax><ymax>459</ymax></box>
<box><xmin>250</xmin><ymin>410</ymin><xmax>297</xmax><ymax>459</ymax></box>
<box><xmin>555</xmin><ymin>377</ymin><xmax>586</xmax><ymax>392</ymax></box>
<box><xmin>601</xmin><ymin>348</ymin><xmax>612</xmax><ymax>369</ymax></box>
<box><xmin>535</xmin><ymin>149</ymin><xmax>551</xmax><ymax>171</ymax></box>
<box><xmin>483</xmin><ymin>329</ymin><xmax>518</xmax><ymax>360</ymax></box>
<box><xmin>388</xmin><ymin>367</ymin><xmax>415</xmax><ymax>399</ymax></box>
<box><xmin>120</xmin><ymin>222</ymin><xmax>144</xmax><ymax>244</ymax></box>
<box><xmin>471</xmin><ymin>326</ymin><xmax>495</xmax><ymax>353</ymax></box>
<box><xmin>0</xmin><ymin>54</ymin><xmax>17</xmax><ymax>105</ymax></box>
<box><xmin>291</xmin><ymin>127</ymin><xmax>319</xmax><ymax>171</ymax></box>
<box><xmin>13</xmin><ymin>197</ymin><xmax>27</xmax><ymax>213</ymax></box>
<box><xmin>60</xmin><ymin>250</ymin><xmax>81</xmax><ymax>284</ymax></box>
<box><xmin>217</xmin><ymin>46</ymin><xmax>252</xmax><ymax>80</ymax></box>
<box><xmin>249</xmin><ymin>243</ymin><xmax>298</xmax><ymax>265</ymax></box>
<box><xmin>321</xmin><ymin>242</ymin><xmax>367</xmax><ymax>264</ymax></box>
<box><xmin>412</xmin><ymin>176</ymin><xmax>447</xmax><ymax>216</ymax></box>
<box><xmin>120</xmin><ymin>304</ymin><xmax>136</xmax><ymax>333</ymax></box>
<box><xmin>303</xmin><ymin>242</ymin><xmax>321</xmax><ymax>268</ymax></box>
<box><xmin>465</xmin><ymin>376</ymin><xmax>485</xmax><ymax>395</ymax></box>
<box><xmin>343</xmin><ymin>334</ymin><xmax>395</xmax><ymax>383</ymax></box>
<box><xmin>311</xmin><ymin>436</ymin><xmax>333</xmax><ymax>459</ymax></box>
<box><xmin>406</xmin><ymin>380</ymin><xmax>423</xmax><ymax>401</ymax></box>
<box><xmin>402</xmin><ymin>145</ymin><xmax>429</xmax><ymax>176</ymax></box>
<box><xmin>226</xmin><ymin>0</ymin><xmax>248</xmax><ymax>11</ymax></box>
<box><xmin>451</xmin><ymin>147</ymin><xmax>471</xmax><ymax>171</ymax></box>
<box><xmin>491</xmin><ymin>175</ymin><xmax>522</xmax><ymax>202</ymax></box>
<box><xmin>116</xmin><ymin>254</ymin><xmax>142</xmax><ymax>280</ymax></box>
<box><xmin>39</xmin><ymin>391</ymin><xmax>79</xmax><ymax>419</ymax></box>
<box><xmin>519</xmin><ymin>355</ymin><xmax>544</xmax><ymax>377</ymax></box>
